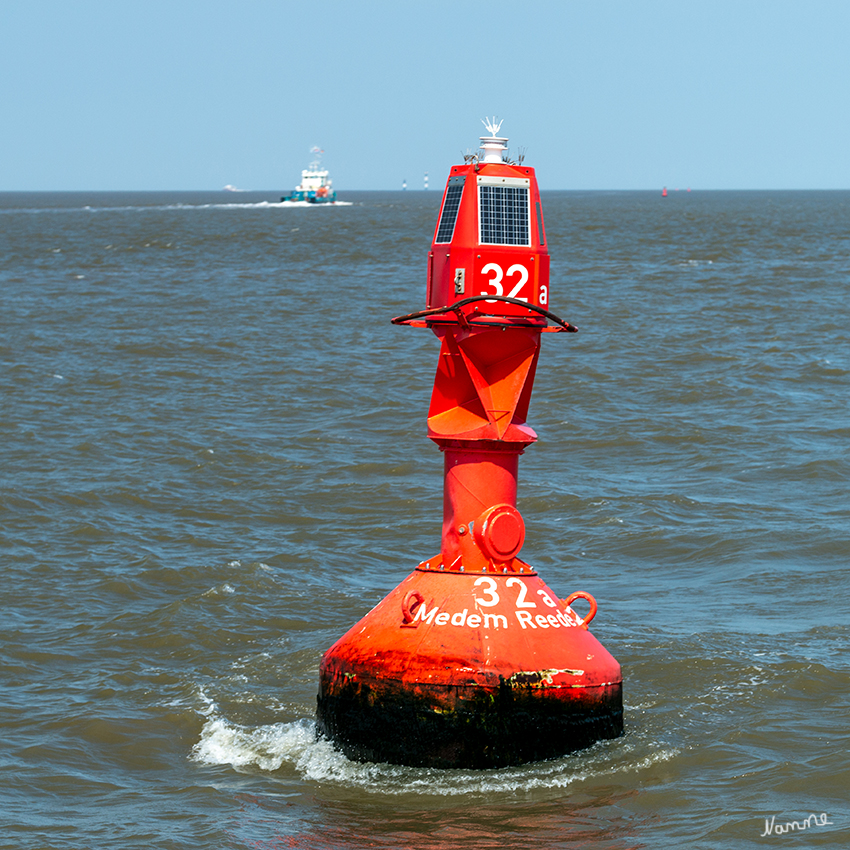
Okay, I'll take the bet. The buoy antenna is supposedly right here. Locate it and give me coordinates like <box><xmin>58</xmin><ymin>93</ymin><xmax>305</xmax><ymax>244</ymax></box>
<box><xmin>482</xmin><ymin>116</ymin><xmax>503</xmax><ymax>137</ymax></box>
<box><xmin>517</xmin><ymin>146</ymin><xmax>527</xmax><ymax>165</ymax></box>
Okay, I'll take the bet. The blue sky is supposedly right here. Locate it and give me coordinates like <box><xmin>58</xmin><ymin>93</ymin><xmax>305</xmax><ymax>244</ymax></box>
<box><xmin>2</xmin><ymin>0</ymin><xmax>848</xmax><ymax>191</ymax></box>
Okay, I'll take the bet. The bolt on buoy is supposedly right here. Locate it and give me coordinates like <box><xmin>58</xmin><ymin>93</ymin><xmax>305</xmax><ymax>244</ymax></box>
<box><xmin>316</xmin><ymin>123</ymin><xmax>623</xmax><ymax>769</ymax></box>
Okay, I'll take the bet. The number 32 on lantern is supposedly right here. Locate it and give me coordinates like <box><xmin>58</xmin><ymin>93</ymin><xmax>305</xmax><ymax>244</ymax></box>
<box><xmin>480</xmin><ymin>262</ymin><xmax>548</xmax><ymax>305</ymax></box>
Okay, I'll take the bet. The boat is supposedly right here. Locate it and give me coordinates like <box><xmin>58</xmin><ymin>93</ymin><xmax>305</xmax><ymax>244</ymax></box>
<box><xmin>281</xmin><ymin>147</ymin><xmax>336</xmax><ymax>204</ymax></box>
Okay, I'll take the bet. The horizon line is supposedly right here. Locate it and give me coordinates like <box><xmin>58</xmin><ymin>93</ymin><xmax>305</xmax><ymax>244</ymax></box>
<box><xmin>2</xmin><ymin>187</ymin><xmax>850</xmax><ymax>194</ymax></box>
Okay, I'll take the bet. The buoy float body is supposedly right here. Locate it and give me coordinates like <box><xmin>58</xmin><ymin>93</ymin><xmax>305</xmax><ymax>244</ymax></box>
<box><xmin>317</xmin><ymin>128</ymin><xmax>623</xmax><ymax>768</ymax></box>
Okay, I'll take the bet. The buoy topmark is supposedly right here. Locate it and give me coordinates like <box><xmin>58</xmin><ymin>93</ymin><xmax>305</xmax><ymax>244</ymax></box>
<box><xmin>316</xmin><ymin>121</ymin><xmax>623</xmax><ymax>768</ymax></box>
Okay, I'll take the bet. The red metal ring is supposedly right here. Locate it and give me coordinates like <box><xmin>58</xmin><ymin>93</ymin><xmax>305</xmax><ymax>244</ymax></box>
<box><xmin>564</xmin><ymin>591</ymin><xmax>598</xmax><ymax>630</ymax></box>
<box><xmin>401</xmin><ymin>590</ymin><xmax>425</xmax><ymax>624</ymax></box>
<box><xmin>391</xmin><ymin>295</ymin><xmax>577</xmax><ymax>333</ymax></box>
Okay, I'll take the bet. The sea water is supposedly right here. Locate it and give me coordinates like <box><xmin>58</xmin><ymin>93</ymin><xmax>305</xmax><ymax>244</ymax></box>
<box><xmin>1</xmin><ymin>189</ymin><xmax>848</xmax><ymax>848</ymax></box>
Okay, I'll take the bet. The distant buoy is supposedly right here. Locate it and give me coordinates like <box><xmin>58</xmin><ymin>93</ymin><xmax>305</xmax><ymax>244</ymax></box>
<box><xmin>662</xmin><ymin>187</ymin><xmax>668</xmax><ymax>197</ymax></box>
<box><xmin>316</xmin><ymin>120</ymin><xmax>623</xmax><ymax>768</ymax></box>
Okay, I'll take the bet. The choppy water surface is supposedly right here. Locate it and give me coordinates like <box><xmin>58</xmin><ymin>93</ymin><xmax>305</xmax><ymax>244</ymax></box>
<box><xmin>1</xmin><ymin>189</ymin><xmax>848</xmax><ymax>849</ymax></box>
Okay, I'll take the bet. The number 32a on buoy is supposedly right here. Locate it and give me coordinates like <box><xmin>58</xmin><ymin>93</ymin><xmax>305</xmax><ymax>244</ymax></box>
<box><xmin>478</xmin><ymin>261</ymin><xmax>548</xmax><ymax>306</ymax></box>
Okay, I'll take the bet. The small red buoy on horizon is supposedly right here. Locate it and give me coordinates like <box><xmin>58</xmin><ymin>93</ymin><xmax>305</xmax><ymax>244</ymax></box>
<box><xmin>316</xmin><ymin>120</ymin><xmax>623</xmax><ymax>768</ymax></box>
<box><xmin>662</xmin><ymin>186</ymin><xmax>668</xmax><ymax>197</ymax></box>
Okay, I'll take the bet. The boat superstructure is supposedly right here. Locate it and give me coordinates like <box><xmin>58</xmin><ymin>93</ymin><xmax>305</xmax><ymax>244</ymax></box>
<box><xmin>282</xmin><ymin>147</ymin><xmax>336</xmax><ymax>204</ymax></box>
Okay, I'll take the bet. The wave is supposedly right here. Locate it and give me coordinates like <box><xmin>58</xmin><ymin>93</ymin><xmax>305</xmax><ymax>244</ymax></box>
<box><xmin>156</xmin><ymin>201</ymin><xmax>354</xmax><ymax>211</ymax></box>
<box><xmin>0</xmin><ymin>200</ymin><xmax>353</xmax><ymax>215</ymax></box>
<box><xmin>190</xmin><ymin>697</ymin><xmax>677</xmax><ymax>798</ymax></box>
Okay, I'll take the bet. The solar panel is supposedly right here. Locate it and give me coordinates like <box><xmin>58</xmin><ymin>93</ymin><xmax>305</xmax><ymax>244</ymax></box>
<box><xmin>435</xmin><ymin>181</ymin><xmax>464</xmax><ymax>243</ymax></box>
<box><xmin>478</xmin><ymin>184</ymin><xmax>530</xmax><ymax>246</ymax></box>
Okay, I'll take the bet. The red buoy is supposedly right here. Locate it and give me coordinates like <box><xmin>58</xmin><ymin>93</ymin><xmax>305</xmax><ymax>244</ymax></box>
<box><xmin>317</xmin><ymin>121</ymin><xmax>623</xmax><ymax>768</ymax></box>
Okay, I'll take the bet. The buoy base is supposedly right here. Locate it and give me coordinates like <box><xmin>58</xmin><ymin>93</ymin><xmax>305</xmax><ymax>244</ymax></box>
<box><xmin>316</xmin><ymin>566</ymin><xmax>623</xmax><ymax>768</ymax></box>
<box><xmin>317</xmin><ymin>676</ymin><xmax>622</xmax><ymax>769</ymax></box>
